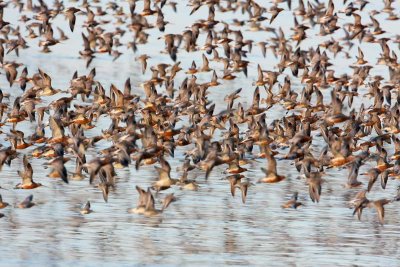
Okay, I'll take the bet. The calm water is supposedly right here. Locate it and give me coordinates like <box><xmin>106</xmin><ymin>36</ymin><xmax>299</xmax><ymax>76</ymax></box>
<box><xmin>1</xmin><ymin>1</ymin><xmax>400</xmax><ymax>266</ymax></box>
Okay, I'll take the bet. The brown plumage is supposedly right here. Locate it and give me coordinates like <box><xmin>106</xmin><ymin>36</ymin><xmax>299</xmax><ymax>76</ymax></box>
<box><xmin>282</xmin><ymin>192</ymin><xmax>303</xmax><ymax>209</ymax></box>
<box><xmin>17</xmin><ymin>195</ymin><xmax>35</xmax><ymax>209</ymax></box>
<box><xmin>306</xmin><ymin>172</ymin><xmax>322</xmax><ymax>203</ymax></box>
<box><xmin>47</xmin><ymin>156</ymin><xmax>69</xmax><ymax>184</ymax></box>
<box><xmin>80</xmin><ymin>201</ymin><xmax>92</xmax><ymax>215</ymax></box>
<box><xmin>354</xmin><ymin>197</ymin><xmax>391</xmax><ymax>225</ymax></box>
<box><xmin>0</xmin><ymin>194</ymin><xmax>9</xmax><ymax>209</ymax></box>
<box><xmin>259</xmin><ymin>146</ymin><xmax>285</xmax><ymax>183</ymax></box>
<box><xmin>16</xmin><ymin>155</ymin><xmax>41</xmax><ymax>189</ymax></box>
<box><xmin>64</xmin><ymin>7</ymin><xmax>80</xmax><ymax>32</ymax></box>
<box><xmin>152</xmin><ymin>157</ymin><xmax>177</xmax><ymax>191</ymax></box>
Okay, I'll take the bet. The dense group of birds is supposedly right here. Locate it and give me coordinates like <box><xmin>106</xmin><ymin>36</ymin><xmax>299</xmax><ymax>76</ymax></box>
<box><xmin>0</xmin><ymin>0</ymin><xmax>399</xmax><ymax>225</ymax></box>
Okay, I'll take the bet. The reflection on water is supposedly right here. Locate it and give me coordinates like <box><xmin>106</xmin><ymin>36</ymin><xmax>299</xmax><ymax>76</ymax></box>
<box><xmin>0</xmin><ymin>0</ymin><xmax>400</xmax><ymax>266</ymax></box>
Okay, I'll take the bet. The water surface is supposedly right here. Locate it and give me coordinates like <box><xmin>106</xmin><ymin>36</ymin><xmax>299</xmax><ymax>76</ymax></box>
<box><xmin>1</xmin><ymin>1</ymin><xmax>400</xmax><ymax>266</ymax></box>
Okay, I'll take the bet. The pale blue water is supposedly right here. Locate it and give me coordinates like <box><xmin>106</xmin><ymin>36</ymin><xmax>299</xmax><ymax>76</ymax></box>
<box><xmin>0</xmin><ymin>1</ymin><xmax>400</xmax><ymax>266</ymax></box>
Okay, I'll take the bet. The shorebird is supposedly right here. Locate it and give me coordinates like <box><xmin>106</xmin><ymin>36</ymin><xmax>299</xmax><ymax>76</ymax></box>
<box><xmin>16</xmin><ymin>155</ymin><xmax>42</xmax><ymax>189</ymax></box>
<box><xmin>80</xmin><ymin>201</ymin><xmax>93</xmax><ymax>215</ymax></box>
<box><xmin>281</xmin><ymin>192</ymin><xmax>303</xmax><ymax>209</ymax></box>
<box><xmin>17</xmin><ymin>195</ymin><xmax>35</xmax><ymax>209</ymax></box>
<box><xmin>259</xmin><ymin>145</ymin><xmax>285</xmax><ymax>183</ymax></box>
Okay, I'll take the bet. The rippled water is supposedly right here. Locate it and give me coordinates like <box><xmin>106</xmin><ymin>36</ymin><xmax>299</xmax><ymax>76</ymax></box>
<box><xmin>1</xmin><ymin>1</ymin><xmax>400</xmax><ymax>266</ymax></box>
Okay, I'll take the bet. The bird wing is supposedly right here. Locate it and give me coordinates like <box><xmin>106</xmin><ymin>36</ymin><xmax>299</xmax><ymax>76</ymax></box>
<box><xmin>49</xmin><ymin>116</ymin><xmax>65</xmax><ymax>139</ymax></box>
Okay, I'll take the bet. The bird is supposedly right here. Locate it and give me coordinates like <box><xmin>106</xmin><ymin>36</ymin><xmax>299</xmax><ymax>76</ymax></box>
<box><xmin>16</xmin><ymin>155</ymin><xmax>42</xmax><ymax>189</ymax></box>
<box><xmin>281</xmin><ymin>192</ymin><xmax>303</xmax><ymax>209</ymax></box>
<box><xmin>80</xmin><ymin>201</ymin><xmax>93</xmax><ymax>215</ymax></box>
<box><xmin>353</xmin><ymin>197</ymin><xmax>391</xmax><ymax>225</ymax></box>
<box><xmin>129</xmin><ymin>187</ymin><xmax>174</xmax><ymax>216</ymax></box>
<box><xmin>17</xmin><ymin>195</ymin><xmax>35</xmax><ymax>209</ymax></box>
<box><xmin>0</xmin><ymin>194</ymin><xmax>9</xmax><ymax>209</ymax></box>
<box><xmin>306</xmin><ymin>172</ymin><xmax>322</xmax><ymax>203</ymax></box>
<box><xmin>177</xmin><ymin>158</ymin><xmax>198</xmax><ymax>191</ymax></box>
<box><xmin>227</xmin><ymin>174</ymin><xmax>248</xmax><ymax>203</ymax></box>
<box><xmin>64</xmin><ymin>7</ymin><xmax>80</xmax><ymax>32</ymax></box>
<box><xmin>259</xmin><ymin>145</ymin><xmax>285</xmax><ymax>183</ymax></box>
<box><xmin>136</xmin><ymin>54</ymin><xmax>150</xmax><ymax>74</ymax></box>
<box><xmin>346</xmin><ymin>157</ymin><xmax>362</xmax><ymax>188</ymax></box>
<box><xmin>152</xmin><ymin>157</ymin><xmax>177</xmax><ymax>191</ymax></box>
<box><xmin>355</xmin><ymin>47</ymin><xmax>368</xmax><ymax>65</ymax></box>
<box><xmin>128</xmin><ymin>186</ymin><xmax>149</xmax><ymax>215</ymax></box>
<box><xmin>46</xmin><ymin>156</ymin><xmax>69</xmax><ymax>184</ymax></box>
<box><xmin>363</xmin><ymin>168</ymin><xmax>381</xmax><ymax>192</ymax></box>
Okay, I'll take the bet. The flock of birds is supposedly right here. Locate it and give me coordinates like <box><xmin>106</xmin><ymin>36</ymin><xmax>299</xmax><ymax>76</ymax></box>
<box><xmin>0</xmin><ymin>0</ymin><xmax>399</xmax><ymax>226</ymax></box>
